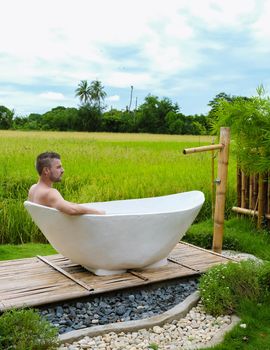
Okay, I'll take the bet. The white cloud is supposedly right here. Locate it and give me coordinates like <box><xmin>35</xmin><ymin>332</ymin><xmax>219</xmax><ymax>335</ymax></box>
<box><xmin>106</xmin><ymin>95</ymin><xmax>120</xmax><ymax>102</ymax></box>
<box><xmin>0</xmin><ymin>0</ymin><xmax>269</xmax><ymax>115</ymax></box>
<box><xmin>39</xmin><ymin>92</ymin><xmax>66</xmax><ymax>101</ymax></box>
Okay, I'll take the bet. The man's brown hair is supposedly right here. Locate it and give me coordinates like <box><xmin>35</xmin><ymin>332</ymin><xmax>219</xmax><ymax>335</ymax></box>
<box><xmin>36</xmin><ymin>152</ymin><xmax>61</xmax><ymax>175</ymax></box>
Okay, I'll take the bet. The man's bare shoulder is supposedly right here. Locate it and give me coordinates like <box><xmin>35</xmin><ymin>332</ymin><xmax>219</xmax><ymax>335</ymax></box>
<box><xmin>28</xmin><ymin>184</ymin><xmax>62</xmax><ymax>207</ymax></box>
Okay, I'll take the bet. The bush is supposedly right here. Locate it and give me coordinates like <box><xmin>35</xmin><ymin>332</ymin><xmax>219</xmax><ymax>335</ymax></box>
<box><xmin>0</xmin><ymin>308</ymin><xmax>59</xmax><ymax>350</ymax></box>
<box><xmin>199</xmin><ymin>260</ymin><xmax>264</xmax><ymax>316</ymax></box>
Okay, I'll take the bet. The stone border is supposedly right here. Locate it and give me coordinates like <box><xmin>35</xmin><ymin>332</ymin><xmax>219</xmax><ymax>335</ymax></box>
<box><xmin>59</xmin><ymin>291</ymin><xmax>200</xmax><ymax>343</ymax></box>
<box><xmin>195</xmin><ymin>315</ymin><xmax>240</xmax><ymax>349</ymax></box>
<box><xmin>59</xmin><ymin>291</ymin><xmax>240</xmax><ymax>348</ymax></box>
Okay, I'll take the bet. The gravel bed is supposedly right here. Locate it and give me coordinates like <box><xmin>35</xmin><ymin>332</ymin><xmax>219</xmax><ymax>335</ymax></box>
<box><xmin>38</xmin><ymin>277</ymin><xmax>198</xmax><ymax>334</ymax></box>
<box><xmin>59</xmin><ymin>301</ymin><xmax>234</xmax><ymax>350</ymax></box>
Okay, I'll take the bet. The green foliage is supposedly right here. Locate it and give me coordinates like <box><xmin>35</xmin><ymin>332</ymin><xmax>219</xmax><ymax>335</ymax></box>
<box><xmin>77</xmin><ymin>104</ymin><xmax>102</xmax><ymax>131</ymax></box>
<box><xmin>0</xmin><ymin>106</ymin><xmax>14</xmax><ymax>129</ymax></box>
<box><xmin>5</xmin><ymin>79</ymin><xmax>212</xmax><ymax>134</ymax></box>
<box><xmin>0</xmin><ymin>308</ymin><xmax>59</xmax><ymax>350</ymax></box>
<box><xmin>75</xmin><ymin>79</ymin><xmax>107</xmax><ymax>111</ymax></box>
<box><xmin>211</xmin><ymin>86</ymin><xmax>270</xmax><ymax>174</ymax></box>
<box><xmin>75</xmin><ymin>79</ymin><xmax>91</xmax><ymax>104</ymax></box>
<box><xmin>199</xmin><ymin>260</ymin><xmax>266</xmax><ymax>316</ymax></box>
<box><xmin>0</xmin><ymin>243</ymin><xmax>56</xmax><ymax>261</ymax></box>
<box><xmin>136</xmin><ymin>95</ymin><xmax>180</xmax><ymax>134</ymax></box>
<box><xmin>102</xmin><ymin>109</ymin><xmax>136</xmax><ymax>132</ymax></box>
<box><xmin>148</xmin><ymin>343</ymin><xmax>159</xmax><ymax>350</ymax></box>
<box><xmin>42</xmin><ymin>106</ymin><xmax>78</xmax><ymax>131</ymax></box>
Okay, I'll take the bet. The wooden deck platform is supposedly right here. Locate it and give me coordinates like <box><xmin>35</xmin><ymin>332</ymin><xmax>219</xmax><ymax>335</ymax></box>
<box><xmin>0</xmin><ymin>242</ymin><xmax>234</xmax><ymax>312</ymax></box>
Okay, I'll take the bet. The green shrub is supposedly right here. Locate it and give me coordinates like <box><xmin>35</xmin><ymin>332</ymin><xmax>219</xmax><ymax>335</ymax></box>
<box><xmin>184</xmin><ymin>220</ymin><xmax>242</xmax><ymax>251</ymax></box>
<box><xmin>199</xmin><ymin>260</ymin><xmax>263</xmax><ymax>316</ymax></box>
<box><xmin>257</xmin><ymin>261</ymin><xmax>270</xmax><ymax>297</ymax></box>
<box><xmin>0</xmin><ymin>308</ymin><xmax>59</xmax><ymax>350</ymax></box>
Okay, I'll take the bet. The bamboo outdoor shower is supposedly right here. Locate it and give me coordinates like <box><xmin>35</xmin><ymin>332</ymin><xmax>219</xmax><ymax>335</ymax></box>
<box><xmin>183</xmin><ymin>127</ymin><xmax>230</xmax><ymax>254</ymax></box>
<box><xmin>232</xmin><ymin>172</ymin><xmax>270</xmax><ymax>229</ymax></box>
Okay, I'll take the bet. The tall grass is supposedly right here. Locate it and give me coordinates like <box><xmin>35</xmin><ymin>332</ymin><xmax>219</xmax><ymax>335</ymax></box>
<box><xmin>0</xmin><ymin>130</ymin><xmax>237</xmax><ymax>244</ymax></box>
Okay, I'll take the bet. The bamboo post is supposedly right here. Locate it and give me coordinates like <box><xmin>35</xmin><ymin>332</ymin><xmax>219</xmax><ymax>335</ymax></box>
<box><xmin>237</xmin><ymin>166</ymin><xmax>241</xmax><ymax>208</ymax></box>
<box><xmin>211</xmin><ymin>137</ymin><xmax>216</xmax><ymax>220</ymax></box>
<box><xmin>241</xmin><ymin>171</ymin><xmax>247</xmax><ymax>208</ymax></box>
<box><xmin>212</xmin><ymin>127</ymin><xmax>230</xmax><ymax>253</ymax></box>
<box><xmin>183</xmin><ymin>128</ymin><xmax>230</xmax><ymax>253</ymax></box>
<box><xmin>267</xmin><ymin>173</ymin><xmax>270</xmax><ymax>215</ymax></box>
<box><xmin>232</xmin><ymin>206</ymin><xmax>270</xmax><ymax>220</ymax></box>
<box><xmin>253</xmin><ymin>174</ymin><xmax>259</xmax><ymax>210</ymax></box>
<box><xmin>249</xmin><ymin>175</ymin><xmax>253</xmax><ymax>209</ymax></box>
<box><xmin>257</xmin><ymin>173</ymin><xmax>264</xmax><ymax>229</ymax></box>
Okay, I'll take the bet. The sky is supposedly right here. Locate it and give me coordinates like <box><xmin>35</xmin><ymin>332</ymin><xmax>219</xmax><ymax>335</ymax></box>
<box><xmin>1</xmin><ymin>0</ymin><xmax>270</xmax><ymax>117</ymax></box>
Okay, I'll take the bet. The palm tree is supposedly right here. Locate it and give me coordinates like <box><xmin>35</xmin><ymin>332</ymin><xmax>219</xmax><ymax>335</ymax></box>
<box><xmin>89</xmin><ymin>80</ymin><xmax>107</xmax><ymax>109</ymax></box>
<box><xmin>75</xmin><ymin>80</ymin><xmax>91</xmax><ymax>105</ymax></box>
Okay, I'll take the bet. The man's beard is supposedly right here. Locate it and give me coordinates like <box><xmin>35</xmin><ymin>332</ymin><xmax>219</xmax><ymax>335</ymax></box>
<box><xmin>49</xmin><ymin>174</ymin><xmax>62</xmax><ymax>182</ymax></box>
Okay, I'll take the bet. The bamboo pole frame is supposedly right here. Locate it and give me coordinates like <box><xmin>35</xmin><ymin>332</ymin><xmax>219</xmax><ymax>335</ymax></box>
<box><xmin>232</xmin><ymin>206</ymin><xmax>270</xmax><ymax>220</ymax></box>
<box><xmin>183</xmin><ymin>127</ymin><xmax>230</xmax><ymax>253</ymax></box>
<box><xmin>257</xmin><ymin>173</ymin><xmax>264</xmax><ymax>228</ymax></box>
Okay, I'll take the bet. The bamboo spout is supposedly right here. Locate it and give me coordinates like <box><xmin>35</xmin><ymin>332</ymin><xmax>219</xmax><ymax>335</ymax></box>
<box><xmin>182</xmin><ymin>127</ymin><xmax>230</xmax><ymax>254</ymax></box>
<box><xmin>183</xmin><ymin>144</ymin><xmax>223</xmax><ymax>155</ymax></box>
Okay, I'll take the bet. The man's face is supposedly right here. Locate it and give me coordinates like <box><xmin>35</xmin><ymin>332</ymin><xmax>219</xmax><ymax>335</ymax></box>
<box><xmin>48</xmin><ymin>158</ymin><xmax>64</xmax><ymax>182</ymax></box>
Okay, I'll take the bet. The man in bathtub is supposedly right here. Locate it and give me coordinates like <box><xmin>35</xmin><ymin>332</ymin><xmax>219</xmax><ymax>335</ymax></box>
<box><xmin>28</xmin><ymin>151</ymin><xmax>105</xmax><ymax>215</ymax></box>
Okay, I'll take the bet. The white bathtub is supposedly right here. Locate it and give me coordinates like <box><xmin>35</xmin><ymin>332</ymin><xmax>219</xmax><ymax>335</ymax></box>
<box><xmin>24</xmin><ymin>191</ymin><xmax>204</xmax><ymax>276</ymax></box>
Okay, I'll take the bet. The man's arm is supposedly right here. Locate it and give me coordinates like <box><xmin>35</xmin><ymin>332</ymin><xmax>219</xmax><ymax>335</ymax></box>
<box><xmin>48</xmin><ymin>189</ymin><xmax>105</xmax><ymax>215</ymax></box>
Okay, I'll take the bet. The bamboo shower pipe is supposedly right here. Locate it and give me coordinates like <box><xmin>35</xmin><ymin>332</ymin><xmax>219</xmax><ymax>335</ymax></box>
<box><xmin>183</xmin><ymin>127</ymin><xmax>230</xmax><ymax>253</ymax></box>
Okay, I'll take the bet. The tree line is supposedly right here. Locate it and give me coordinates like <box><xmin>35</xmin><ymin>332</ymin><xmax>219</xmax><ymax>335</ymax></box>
<box><xmin>0</xmin><ymin>80</ymin><xmax>243</xmax><ymax>135</ymax></box>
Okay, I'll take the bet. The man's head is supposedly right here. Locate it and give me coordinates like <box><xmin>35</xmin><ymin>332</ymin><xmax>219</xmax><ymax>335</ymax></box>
<box><xmin>36</xmin><ymin>152</ymin><xmax>64</xmax><ymax>182</ymax></box>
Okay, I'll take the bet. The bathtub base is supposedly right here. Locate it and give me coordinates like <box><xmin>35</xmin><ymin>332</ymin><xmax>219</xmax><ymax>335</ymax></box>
<box><xmin>142</xmin><ymin>258</ymin><xmax>168</xmax><ymax>269</ymax></box>
<box><xmin>83</xmin><ymin>266</ymin><xmax>127</xmax><ymax>276</ymax></box>
<box><xmin>83</xmin><ymin>258</ymin><xmax>168</xmax><ymax>276</ymax></box>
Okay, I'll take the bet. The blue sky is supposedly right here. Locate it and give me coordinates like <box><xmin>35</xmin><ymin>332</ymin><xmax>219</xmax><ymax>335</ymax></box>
<box><xmin>0</xmin><ymin>0</ymin><xmax>270</xmax><ymax>116</ymax></box>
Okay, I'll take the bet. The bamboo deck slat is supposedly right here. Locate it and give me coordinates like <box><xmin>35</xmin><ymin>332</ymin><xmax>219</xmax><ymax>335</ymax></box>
<box><xmin>0</xmin><ymin>242</ymin><xmax>234</xmax><ymax>311</ymax></box>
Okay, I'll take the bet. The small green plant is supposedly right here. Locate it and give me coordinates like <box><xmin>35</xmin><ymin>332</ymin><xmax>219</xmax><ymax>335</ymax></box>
<box><xmin>0</xmin><ymin>308</ymin><xmax>59</xmax><ymax>350</ymax></box>
<box><xmin>199</xmin><ymin>260</ymin><xmax>263</xmax><ymax>316</ymax></box>
<box><xmin>148</xmin><ymin>343</ymin><xmax>159</xmax><ymax>350</ymax></box>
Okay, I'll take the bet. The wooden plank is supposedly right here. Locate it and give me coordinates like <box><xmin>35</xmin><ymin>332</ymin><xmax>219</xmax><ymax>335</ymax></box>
<box><xmin>0</xmin><ymin>242</ymin><xmax>235</xmax><ymax>311</ymax></box>
<box><xmin>37</xmin><ymin>255</ymin><xmax>94</xmax><ymax>292</ymax></box>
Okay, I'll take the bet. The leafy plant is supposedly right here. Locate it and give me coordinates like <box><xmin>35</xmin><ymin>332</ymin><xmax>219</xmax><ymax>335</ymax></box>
<box><xmin>212</xmin><ymin>85</ymin><xmax>270</xmax><ymax>175</ymax></box>
<box><xmin>0</xmin><ymin>308</ymin><xmax>59</xmax><ymax>350</ymax></box>
<box><xmin>199</xmin><ymin>260</ymin><xmax>264</xmax><ymax>316</ymax></box>
<box><xmin>148</xmin><ymin>343</ymin><xmax>159</xmax><ymax>350</ymax></box>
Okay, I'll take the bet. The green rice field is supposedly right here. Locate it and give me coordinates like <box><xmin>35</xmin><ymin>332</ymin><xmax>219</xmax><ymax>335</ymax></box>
<box><xmin>0</xmin><ymin>130</ymin><xmax>237</xmax><ymax>244</ymax></box>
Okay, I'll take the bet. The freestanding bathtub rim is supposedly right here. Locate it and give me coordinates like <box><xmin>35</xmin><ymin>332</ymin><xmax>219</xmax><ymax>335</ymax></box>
<box><xmin>24</xmin><ymin>191</ymin><xmax>205</xmax><ymax>217</ymax></box>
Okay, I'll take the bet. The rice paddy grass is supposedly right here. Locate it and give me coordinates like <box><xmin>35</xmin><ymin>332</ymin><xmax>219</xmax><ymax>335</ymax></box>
<box><xmin>0</xmin><ymin>130</ymin><xmax>237</xmax><ymax>244</ymax></box>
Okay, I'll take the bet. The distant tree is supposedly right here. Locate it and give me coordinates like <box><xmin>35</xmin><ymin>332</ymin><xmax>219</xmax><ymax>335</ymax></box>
<box><xmin>137</xmin><ymin>95</ymin><xmax>179</xmax><ymax>134</ymax></box>
<box><xmin>207</xmin><ymin>92</ymin><xmax>250</xmax><ymax>131</ymax></box>
<box><xmin>77</xmin><ymin>104</ymin><xmax>102</xmax><ymax>131</ymax></box>
<box><xmin>41</xmin><ymin>106</ymin><xmax>78</xmax><ymax>131</ymax></box>
<box><xmin>75</xmin><ymin>80</ymin><xmax>91</xmax><ymax>104</ymax></box>
<box><xmin>13</xmin><ymin>113</ymin><xmax>43</xmax><ymax>130</ymax></box>
<box><xmin>0</xmin><ymin>106</ymin><xmax>14</xmax><ymax>129</ymax></box>
<box><xmin>101</xmin><ymin>109</ymin><xmax>135</xmax><ymax>132</ymax></box>
<box><xmin>165</xmin><ymin>111</ymin><xmax>185</xmax><ymax>134</ymax></box>
<box><xmin>89</xmin><ymin>80</ymin><xmax>107</xmax><ymax>110</ymax></box>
